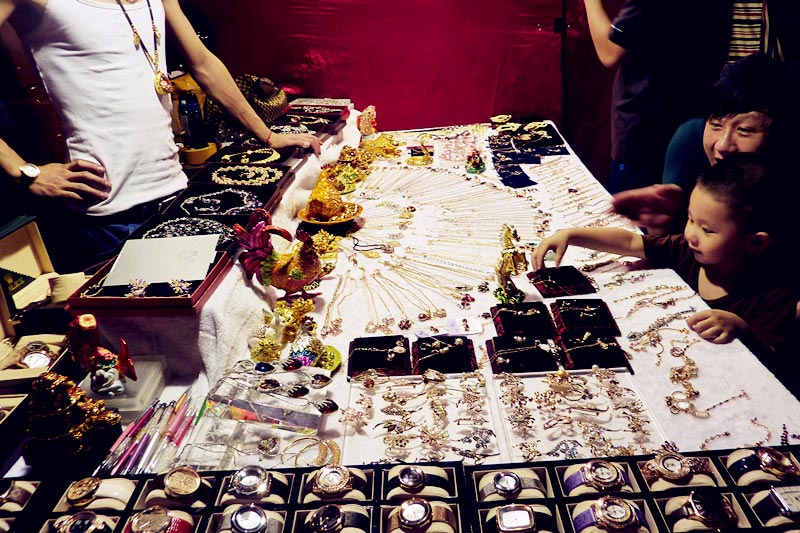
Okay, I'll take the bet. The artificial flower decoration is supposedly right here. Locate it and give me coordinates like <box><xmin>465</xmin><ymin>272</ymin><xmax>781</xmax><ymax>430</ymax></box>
<box><xmin>233</xmin><ymin>209</ymin><xmax>293</xmax><ymax>285</ymax></box>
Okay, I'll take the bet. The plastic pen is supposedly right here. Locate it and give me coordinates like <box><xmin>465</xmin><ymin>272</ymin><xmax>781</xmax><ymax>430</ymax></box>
<box><xmin>132</xmin><ymin>400</ymin><xmax>175</xmax><ymax>475</ymax></box>
<box><xmin>93</xmin><ymin>400</ymin><xmax>158</xmax><ymax>476</ymax></box>
<box><xmin>144</xmin><ymin>398</ymin><xmax>191</xmax><ymax>473</ymax></box>
<box><xmin>112</xmin><ymin>402</ymin><xmax>166</xmax><ymax>476</ymax></box>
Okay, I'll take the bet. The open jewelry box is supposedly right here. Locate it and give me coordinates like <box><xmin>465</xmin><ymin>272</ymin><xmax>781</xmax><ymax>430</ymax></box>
<box><xmin>0</xmin><ymin>216</ymin><xmax>69</xmax><ymax>391</ymax></box>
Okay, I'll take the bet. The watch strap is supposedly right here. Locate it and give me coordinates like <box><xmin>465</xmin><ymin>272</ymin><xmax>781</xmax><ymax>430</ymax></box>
<box><xmin>564</xmin><ymin>464</ymin><xmax>629</xmax><ymax>495</ymax></box>
<box><xmin>385</xmin><ymin>470</ymin><xmax>452</xmax><ymax>495</ymax></box>
<box><xmin>305</xmin><ymin>468</ymin><xmax>368</xmax><ymax>496</ymax></box>
<box><xmin>0</xmin><ymin>480</ymin><xmax>32</xmax><ymax>507</ymax></box>
<box><xmin>386</xmin><ymin>502</ymin><xmax>455</xmax><ymax>532</ymax></box>
<box><xmin>306</xmin><ymin>508</ymin><xmax>370</xmax><ymax>533</ymax></box>
<box><xmin>165</xmin><ymin>515</ymin><xmax>194</xmax><ymax>533</ymax></box>
<box><xmin>573</xmin><ymin>505</ymin><xmax>645</xmax><ymax>533</ymax></box>
<box><xmin>229</xmin><ymin>473</ymin><xmax>290</xmax><ymax>502</ymax></box>
<box><xmin>478</xmin><ymin>475</ymin><xmax>545</xmax><ymax>500</ymax></box>
<box><xmin>727</xmin><ymin>453</ymin><xmax>762</xmax><ymax>484</ymax></box>
<box><xmin>753</xmin><ymin>491</ymin><xmax>782</xmax><ymax>521</ymax></box>
<box><xmin>485</xmin><ymin>507</ymin><xmax>556</xmax><ymax>533</ymax></box>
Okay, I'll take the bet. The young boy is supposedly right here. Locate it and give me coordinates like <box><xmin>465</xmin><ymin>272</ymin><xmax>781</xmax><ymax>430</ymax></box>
<box><xmin>531</xmin><ymin>153</ymin><xmax>797</xmax><ymax>362</ymax></box>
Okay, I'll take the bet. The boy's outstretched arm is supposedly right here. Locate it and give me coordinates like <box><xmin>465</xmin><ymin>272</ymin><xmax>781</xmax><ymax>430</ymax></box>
<box><xmin>531</xmin><ymin>227</ymin><xmax>645</xmax><ymax>270</ymax></box>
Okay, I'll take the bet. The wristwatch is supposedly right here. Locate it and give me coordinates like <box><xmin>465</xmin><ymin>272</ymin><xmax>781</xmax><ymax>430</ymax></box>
<box><xmin>479</xmin><ymin>471</ymin><xmax>545</xmax><ymax>500</ymax></box>
<box><xmin>385</xmin><ymin>466</ymin><xmax>451</xmax><ymax>495</ymax></box>
<box><xmin>572</xmin><ymin>496</ymin><xmax>645</xmax><ymax>533</ymax></box>
<box><xmin>0</xmin><ymin>480</ymin><xmax>32</xmax><ymax>508</ymax></box>
<box><xmin>563</xmin><ymin>459</ymin><xmax>630</xmax><ymax>495</ymax></box>
<box><xmin>66</xmin><ymin>477</ymin><xmax>134</xmax><ymax>508</ymax></box>
<box><xmin>386</xmin><ymin>498</ymin><xmax>456</xmax><ymax>532</ymax></box>
<box><xmin>485</xmin><ymin>504</ymin><xmax>556</xmax><ymax>533</ymax></box>
<box><xmin>727</xmin><ymin>447</ymin><xmax>800</xmax><ymax>484</ymax></box>
<box><xmin>669</xmin><ymin>491</ymin><xmax>738</xmax><ymax>530</ymax></box>
<box><xmin>52</xmin><ymin>511</ymin><xmax>113</xmax><ymax>533</ymax></box>
<box><xmin>128</xmin><ymin>506</ymin><xmax>194</xmax><ymax>533</ymax></box>
<box><xmin>151</xmin><ymin>466</ymin><xmax>212</xmax><ymax>502</ymax></box>
<box><xmin>18</xmin><ymin>341</ymin><xmax>55</xmax><ymax>369</ymax></box>
<box><xmin>228</xmin><ymin>466</ymin><xmax>290</xmax><ymax>501</ymax></box>
<box><xmin>306</xmin><ymin>504</ymin><xmax>370</xmax><ymax>533</ymax></box>
<box><xmin>640</xmin><ymin>451</ymin><xmax>713</xmax><ymax>484</ymax></box>
<box><xmin>752</xmin><ymin>485</ymin><xmax>800</xmax><ymax>522</ymax></box>
<box><xmin>217</xmin><ymin>504</ymin><xmax>284</xmax><ymax>533</ymax></box>
<box><xmin>18</xmin><ymin>163</ymin><xmax>40</xmax><ymax>188</ymax></box>
<box><xmin>306</xmin><ymin>465</ymin><xmax>367</xmax><ymax>498</ymax></box>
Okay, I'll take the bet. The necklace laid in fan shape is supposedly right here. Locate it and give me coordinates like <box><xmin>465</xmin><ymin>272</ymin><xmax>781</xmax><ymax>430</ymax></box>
<box><xmin>115</xmin><ymin>0</ymin><xmax>174</xmax><ymax>95</ymax></box>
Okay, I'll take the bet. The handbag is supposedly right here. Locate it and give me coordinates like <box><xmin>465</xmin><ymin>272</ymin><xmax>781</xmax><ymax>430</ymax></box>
<box><xmin>204</xmin><ymin>74</ymin><xmax>288</xmax><ymax>143</ymax></box>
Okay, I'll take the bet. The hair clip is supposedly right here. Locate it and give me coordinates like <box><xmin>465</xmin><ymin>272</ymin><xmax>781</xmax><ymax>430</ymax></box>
<box><xmin>169</xmin><ymin>278</ymin><xmax>192</xmax><ymax>296</ymax></box>
<box><xmin>126</xmin><ymin>278</ymin><xmax>149</xmax><ymax>297</ymax></box>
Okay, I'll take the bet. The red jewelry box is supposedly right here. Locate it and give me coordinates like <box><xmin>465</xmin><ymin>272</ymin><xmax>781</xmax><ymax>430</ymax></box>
<box><xmin>527</xmin><ymin>265</ymin><xmax>596</xmax><ymax>298</ymax></box>
<box><xmin>550</xmin><ymin>298</ymin><xmax>621</xmax><ymax>337</ymax></box>
<box><xmin>490</xmin><ymin>302</ymin><xmax>555</xmax><ymax>338</ymax></box>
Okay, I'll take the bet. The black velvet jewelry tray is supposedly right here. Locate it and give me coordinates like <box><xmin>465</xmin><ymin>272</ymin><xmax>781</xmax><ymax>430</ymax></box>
<box><xmin>347</xmin><ymin>335</ymin><xmax>412</xmax><ymax>379</ymax></box>
<box><xmin>557</xmin><ymin>329</ymin><xmax>632</xmax><ymax>373</ymax></box>
<box><xmin>485</xmin><ymin>335</ymin><xmax>561</xmax><ymax>374</ymax></box>
<box><xmin>550</xmin><ymin>298</ymin><xmax>621</xmax><ymax>337</ymax></box>
<box><xmin>527</xmin><ymin>265</ymin><xmax>597</xmax><ymax>298</ymax></box>
<box><xmin>490</xmin><ymin>302</ymin><xmax>555</xmax><ymax>338</ymax></box>
<box><xmin>411</xmin><ymin>335</ymin><xmax>477</xmax><ymax>374</ymax></box>
<box><xmin>188</xmin><ymin>163</ymin><xmax>295</xmax><ymax>191</ymax></box>
<box><xmin>203</xmin><ymin>143</ymin><xmax>298</xmax><ymax>165</ymax></box>
<box><xmin>161</xmin><ymin>182</ymin><xmax>281</xmax><ymax>219</ymax></box>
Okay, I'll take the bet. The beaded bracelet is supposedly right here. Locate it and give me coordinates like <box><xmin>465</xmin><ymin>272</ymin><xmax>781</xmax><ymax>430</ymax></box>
<box><xmin>211</xmin><ymin>165</ymin><xmax>284</xmax><ymax>186</ymax></box>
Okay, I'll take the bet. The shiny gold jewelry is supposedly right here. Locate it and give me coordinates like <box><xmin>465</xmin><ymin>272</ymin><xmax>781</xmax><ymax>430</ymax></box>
<box><xmin>666</xmin><ymin>389</ymin><xmax>749</xmax><ymax>418</ymax></box>
<box><xmin>749</xmin><ymin>417</ymin><xmax>773</xmax><ymax>448</ymax></box>
<box><xmin>220</xmin><ymin>147</ymin><xmax>281</xmax><ymax>164</ymax></box>
<box><xmin>210</xmin><ymin>165</ymin><xmax>284</xmax><ymax>186</ymax></box>
<box><xmin>699</xmin><ymin>431</ymin><xmax>731</xmax><ymax>451</ymax></box>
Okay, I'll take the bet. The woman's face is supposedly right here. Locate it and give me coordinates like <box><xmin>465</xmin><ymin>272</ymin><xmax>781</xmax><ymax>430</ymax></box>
<box><xmin>703</xmin><ymin>111</ymin><xmax>773</xmax><ymax>164</ymax></box>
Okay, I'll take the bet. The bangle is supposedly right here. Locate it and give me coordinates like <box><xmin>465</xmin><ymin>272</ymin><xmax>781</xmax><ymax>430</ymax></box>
<box><xmin>264</xmin><ymin>130</ymin><xmax>273</xmax><ymax>145</ymax></box>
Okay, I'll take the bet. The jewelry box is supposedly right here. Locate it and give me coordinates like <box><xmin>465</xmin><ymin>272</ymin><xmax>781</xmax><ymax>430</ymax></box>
<box><xmin>347</xmin><ymin>336</ymin><xmax>412</xmax><ymax>379</ymax></box>
<box><xmin>557</xmin><ymin>330</ymin><xmax>630</xmax><ymax>372</ymax></box>
<box><xmin>490</xmin><ymin>302</ymin><xmax>555</xmax><ymax>339</ymax></box>
<box><xmin>411</xmin><ymin>335</ymin><xmax>476</xmax><ymax>375</ymax></box>
<box><xmin>550</xmin><ymin>298</ymin><xmax>621</xmax><ymax>337</ymax></box>
<box><xmin>485</xmin><ymin>336</ymin><xmax>561</xmax><ymax>374</ymax></box>
<box><xmin>527</xmin><ymin>266</ymin><xmax>596</xmax><ymax>298</ymax></box>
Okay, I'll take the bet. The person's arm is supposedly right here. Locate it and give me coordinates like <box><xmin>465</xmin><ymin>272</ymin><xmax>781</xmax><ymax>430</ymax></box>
<box><xmin>583</xmin><ymin>0</ymin><xmax>625</xmax><ymax>67</ymax></box>
<box><xmin>530</xmin><ymin>227</ymin><xmax>645</xmax><ymax>270</ymax></box>
<box><xmin>162</xmin><ymin>0</ymin><xmax>320</xmax><ymax>154</ymax></box>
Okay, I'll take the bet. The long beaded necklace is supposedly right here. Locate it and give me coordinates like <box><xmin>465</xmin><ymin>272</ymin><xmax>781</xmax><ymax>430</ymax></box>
<box><xmin>115</xmin><ymin>0</ymin><xmax>173</xmax><ymax>94</ymax></box>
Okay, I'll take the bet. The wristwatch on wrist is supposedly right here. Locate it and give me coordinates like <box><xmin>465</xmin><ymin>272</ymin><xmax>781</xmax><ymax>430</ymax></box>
<box><xmin>387</xmin><ymin>498</ymin><xmax>456</xmax><ymax>532</ymax></box>
<box><xmin>727</xmin><ymin>447</ymin><xmax>800</xmax><ymax>484</ymax></box>
<box><xmin>572</xmin><ymin>496</ymin><xmax>645</xmax><ymax>533</ymax></box>
<box><xmin>640</xmin><ymin>451</ymin><xmax>713</xmax><ymax>484</ymax></box>
<box><xmin>564</xmin><ymin>459</ymin><xmax>630</xmax><ymax>495</ymax></box>
<box><xmin>228</xmin><ymin>466</ymin><xmax>289</xmax><ymax>501</ymax></box>
<box><xmin>753</xmin><ymin>485</ymin><xmax>800</xmax><ymax>521</ymax></box>
<box><xmin>53</xmin><ymin>511</ymin><xmax>112</xmax><ymax>533</ymax></box>
<box><xmin>486</xmin><ymin>504</ymin><xmax>555</xmax><ymax>533</ymax></box>
<box><xmin>386</xmin><ymin>466</ymin><xmax>451</xmax><ymax>495</ymax></box>
<box><xmin>307</xmin><ymin>504</ymin><xmax>370</xmax><ymax>533</ymax></box>
<box><xmin>479</xmin><ymin>471</ymin><xmax>545</xmax><ymax>501</ymax></box>
<box><xmin>669</xmin><ymin>491</ymin><xmax>737</xmax><ymax>530</ymax></box>
<box><xmin>18</xmin><ymin>163</ymin><xmax>41</xmax><ymax>188</ymax></box>
<box><xmin>306</xmin><ymin>465</ymin><xmax>367</xmax><ymax>498</ymax></box>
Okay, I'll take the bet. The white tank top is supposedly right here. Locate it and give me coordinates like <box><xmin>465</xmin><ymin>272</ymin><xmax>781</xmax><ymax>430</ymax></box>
<box><xmin>19</xmin><ymin>0</ymin><xmax>187</xmax><ymax>215</ymax></box>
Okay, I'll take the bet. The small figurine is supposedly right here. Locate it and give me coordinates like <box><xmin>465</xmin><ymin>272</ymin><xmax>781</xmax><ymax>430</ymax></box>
<box><xmin>465</xmin><ymin>148</ymin><xmax>486</xmax><ymax>174</ymax></box>
<box><xmin>67</xmin><ymin>314</ymin><xmax>137</xmax><ymax>397</ymax></box>
<box><xmin>494</xmin><ymin>224</ymin><xmax>526</xmax><ymax>304</ymax></box>
<box><xmin>357</xmin><ymin>105</ymin><xmax>378</xmax><ymax>138</ymax></box>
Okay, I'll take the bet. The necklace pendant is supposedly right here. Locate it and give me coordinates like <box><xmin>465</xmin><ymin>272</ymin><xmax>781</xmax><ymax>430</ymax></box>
<box><xmin>154</xmin><ymin>70</ymin><xmax>174</xmax><ymax>95</ymax></box>
<box><xmin>132</xmin><ymin>27</ymin><xmax>141</xmax><ymax>48</ymax></box>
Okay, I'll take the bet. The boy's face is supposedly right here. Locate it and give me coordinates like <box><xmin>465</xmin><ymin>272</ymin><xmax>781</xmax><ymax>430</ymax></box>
<box><xmin>684</xmin><ymin>185</ymin><xmax>751</xmax><ymax>267</ymax></box>
<box><xmin>703</xmin><ymin>112</ymin><xmax>772</xmax><ymax>165</ymax></box>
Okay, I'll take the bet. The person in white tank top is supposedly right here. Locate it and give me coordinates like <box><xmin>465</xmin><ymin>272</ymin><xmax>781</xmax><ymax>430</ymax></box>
<box><xmin>0</xmin><ymin>0</ymin><xmax>320</xmax><ymax>272</ymax></box>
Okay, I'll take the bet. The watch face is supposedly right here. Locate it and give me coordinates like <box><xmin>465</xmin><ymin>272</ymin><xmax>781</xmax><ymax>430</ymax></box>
<box><xmin>400</xmin><ymin>498</ymin><xmax>432</xmax><ymax>529</ymax></box>
<box><xmin>314</xmin><ymin>465</ymin><xmax>351</xmax><ymax>494</ymax></box>
<box><xmin>66</xmin><ymin>477</ymin><xmax>100</xmax><ymax>506</ymax></box>
<box><xmin>772</xmin><ymin>485</ymin><xmax>800</xmax><ymax>516</ymax></box>
<box><xmin>595</xmin><ymin>496</ymin><xmax>637</xmax><ymax>529</ymax></box>
<box><xmin>656</xmin><ymin>451</ymin><xmax>691</xmax><ymax>480</ymax></box>
<box><xmin>19</xmin><ymin>163</ymin><xmax>40</xmax><ymax>179</ymax></box>
<box><xmin>163</xmin><ymin>466</ymin><xmax>201</xmax><ymax>498</ymax></box>
<box><xmin>586</xmin><ymin>460</ymin><xmax>624</xmax><ymax>489</ymax></box>
<box><xmin>497</xmin><ymin>505</ymin><xmax>536</xmax><ymax>532</ymax></box>
<box><xmin>232</xmin><ymin>504</ymin><xmax>268</xmax><ymax>533</ymax></box>
<box><xmin>399</xmin><ymin>466</ymin><xmax>426</xmax><ymax>491</ymax></box>
<box><xmin>310</xmin><ymin>504</ymin><xmax>343</xmax><ymax>533</ymax></box>
<box><xmin>130</xmin><ymin>505</ymin><xmax>170</xmax><ymax>533</ymax></box>
<box><xmin>758</xmin><ymin>447</ymin><xmax>800</xmax><ymax>479</ymax></box>
<box><xmin>232</xmin><ymin>466</ymin><xmax>269</xmax><ymax>496</ymax></box>
<box><xmin>21</xmin><ymin>350</ymin><xmax>52</xmax><ymax>368</ymax></box>
<box><xmin>56</xmin><ymin>511</ymin><xmax>101</xmax><ymax>533</ymax></box>
<box><xmin>494</xmin><ymin>471</ymin><xmax>522</xmax><ymax>497</ymax></box>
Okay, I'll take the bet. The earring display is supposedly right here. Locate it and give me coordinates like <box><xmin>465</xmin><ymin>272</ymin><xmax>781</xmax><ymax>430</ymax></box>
<box><xmin>550</xmin><ymin>298</ymin><xmax>621</xmax><ymax>337</ymax></box>
<box><xmin>412</xmin><ymin>336</ymin><xmax>476</xmax><ymax>374</ymax></box>
<box><xmin>348</xmin><ymin>336</ymin><xmax>412</xmax><ymax>378</ymax></box>
<box><xmin>527</xmin><ymin>266</ymin><xmax>596</xmax><ymax>298</ymax></box>
<box><xmin>489</xmin><ymin>302</ymin><xmax>556</xmax><ymax>338</ymax></box>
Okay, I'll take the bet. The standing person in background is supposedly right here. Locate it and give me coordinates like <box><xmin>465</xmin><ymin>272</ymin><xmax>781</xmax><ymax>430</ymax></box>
<box><xmin>0</xmin><ymin>0</ymin><xmax>320</xmax><ymax>274</ymax></box>
<box><xmin>583</xmin><ymin>0</ymin><xmax>729</xmax><ymax>194</ymax></box>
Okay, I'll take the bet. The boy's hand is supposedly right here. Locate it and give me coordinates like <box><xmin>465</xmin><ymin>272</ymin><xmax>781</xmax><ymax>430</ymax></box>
<box><xmin>687</xmin><ymin>309</ymin><xmax>747</xmax><ymax>344</ymax></box>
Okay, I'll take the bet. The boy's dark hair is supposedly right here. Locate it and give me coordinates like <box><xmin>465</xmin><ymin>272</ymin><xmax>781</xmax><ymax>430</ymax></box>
<box><xmin>696</xmin><ymin>152</ymin><xmax>787</xmax><ymax>236</ymax></box>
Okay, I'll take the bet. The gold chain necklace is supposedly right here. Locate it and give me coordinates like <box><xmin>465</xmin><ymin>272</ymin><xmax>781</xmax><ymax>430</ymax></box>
<box><xmin>115</xmin><ymin>0</ymin><xmax>174</xmax><ymax>95</ymax></box>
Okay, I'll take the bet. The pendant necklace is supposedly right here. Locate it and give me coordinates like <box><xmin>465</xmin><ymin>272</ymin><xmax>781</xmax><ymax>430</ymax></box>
<box><xmin>115</xmin><ymin>0</ymin><xmax>174</xmax><ymax>95</ymax></box>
